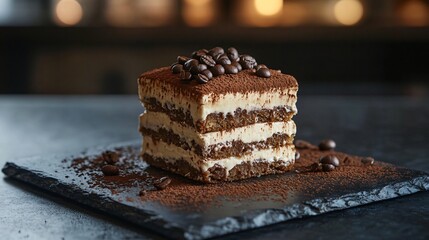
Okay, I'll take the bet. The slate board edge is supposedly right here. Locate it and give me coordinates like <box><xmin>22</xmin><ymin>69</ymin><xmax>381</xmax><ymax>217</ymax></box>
<box><xmin>1</xmin><ymin>162</ymin><xmax>186</xmax><ymax>240</ymax></box>
<box><xmin>185</xmin><ymin>175</ymin><xmax>429</xmax><ymax>240</ymax></box>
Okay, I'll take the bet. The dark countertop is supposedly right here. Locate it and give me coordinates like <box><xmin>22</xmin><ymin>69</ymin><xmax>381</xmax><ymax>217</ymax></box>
<box><xmin>1</xmin><ymin>95</ymin><xmax>428</xmax><ymax>240</ymax></box>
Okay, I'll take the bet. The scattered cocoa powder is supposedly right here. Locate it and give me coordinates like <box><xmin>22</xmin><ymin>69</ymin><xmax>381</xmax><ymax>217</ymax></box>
<box><xmin>69</xmin><ymin>144</ymin><xmax>411</xmax><ymax>211</ymax></box>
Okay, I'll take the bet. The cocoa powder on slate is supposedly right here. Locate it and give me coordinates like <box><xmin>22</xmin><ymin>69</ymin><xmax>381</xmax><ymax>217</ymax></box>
<box><xmin>70</xmin><ymin>146</ymin><xmax>402</xmax><ymax>211</ymax></box>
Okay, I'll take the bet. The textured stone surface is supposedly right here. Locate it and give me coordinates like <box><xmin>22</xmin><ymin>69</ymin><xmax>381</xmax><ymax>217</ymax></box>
<box><xmin>1</xmin><ymin>96</ymin><xmax>429</xmax><ymax>240</ymax></box>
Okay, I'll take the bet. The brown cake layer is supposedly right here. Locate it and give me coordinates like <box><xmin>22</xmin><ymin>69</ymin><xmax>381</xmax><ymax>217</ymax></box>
<box><xmin>139</xmin><ymin>67</ymin><xmax>298</xmax><ymax>102</ymax></box>
<box><xmin>140</xmin><ymin>127</ymin><xmax>294</xmax><ymax>159</ymax></box>
<box><xmin>143</xmin><ymin>153</ymin><xmax>294</xmax><ymax>183</ymax></box>
<box><xmin>143</xmin><ymin>98</ymin><xmax>295</xmax><ymax>133</ymax></box>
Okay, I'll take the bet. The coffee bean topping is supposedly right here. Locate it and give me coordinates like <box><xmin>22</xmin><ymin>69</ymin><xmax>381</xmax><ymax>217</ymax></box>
<box><xmin>171</xmin><ymin>63</ymin><xmax>183</xmax><ymax>74</ymax></box>
<box><xmin>210</xmin><ymin>64</ymin><xmax>225</xmax><ymax>77</ymax></box>
<box><xmin>320</xmin><ymin>155</ymin><xmax>340</xmax><ymax>167</ymax></box>
<box><xmin>239</xmin><ymin>55</ymin><xmax>257</xmax><ymax>69</ymax></box>
<box><xmin>191</xmin><ymin>49</ymin><xmax>208</xmax><ymax>59</ymax></box>
<box><xmin>319</xmin><ymin>139</ymin><xmax>336</xmax><ymax>151</ymax></box>
<box><xmin>256</xmin><ymin>68</ymin><xmax>271</xmax><ymax>78</ymax></box>
<box><xmin>190</xmin><ymin>64</ymin><xmax>207</xmax><ymax>74</ymax></box>
<box><xmin>200</xmin><ymin>55</ymin><xmax>216</xmax><ymax>67</ymax></box>
<box><xmin>183</xmin><ymin>59</ymin><xmax>199</xmax><ymax>70</ymax></box>
<box><xmin>177</xmin><ymin>56</ymin><xmax>189</xmax><ymax>64</ymax></box>
<box><xmin>231</xmin><ymin>61</ymin><xmax>242</xmax><ymax>71</ymax></box>
<box><xmin>224</xmin><ymin>64</ymin><xmax>239</xmax><ymax>74</ymax></box>
<box><xmin>180</xmin><ymin>70</ymin><xmax>192</xmax><ymax>81</ymax></box>
<box><xmin>227</xmin><ymin>47</ymin><xmax>239</xmax><ymax>61</ymax></box>
<box><xmin>201</xmin><ymin>69</ymin><xmax>213</xmax><ymax>79</ymax></box>
<box><xmin>153</xmin><ymin>176</ymin><xmax>171</xmax><ymax>190</ymax></box>
<box><xmin>195</xmin><ymin>73</ymin><xmax>209</xmax><ymax>84</ymax></box>
<box><xmin>214</xmin><ymin>53</ymin><xmax>227</xmax><ymax>61</ymax></box>
<box><xmin>170</xmin><ymin>47</ymin><xmax>274</xmax><ymax>83</ymax></box>
<box><xmin>256</xmin><ymin>64</ymin><xmax>267</xmax><ymax>71</ymax></box>
<box><xmin>217</xmin><ymin>57</ymin><xmax>232</xmax><ymax>65</ymax></box>
<box><xmin>361</xmin><ymin>157</ymin><xmax>375</xmax><ymax>165</ymax></box>
<box><xmin>101</xmin><ymin>165</ymin><xmax>119</xmax><ymax>176</ymax></box>
<box><xmin>189</xmin><ymin>65</ymin><xmax>199</xmax><ymax>75</ymax></box>
<box><xmin>322</xmin><ymin>164</ymin><xmax>336</xmax><ymax>172</ymax></box>
<box><xmin>208</xmin><ymin>47</ymin><xmax>224</xmax><ymax>57</ymax></box>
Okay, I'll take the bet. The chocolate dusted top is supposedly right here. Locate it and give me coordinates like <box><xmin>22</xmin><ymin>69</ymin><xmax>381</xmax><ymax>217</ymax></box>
<box><xmin>139</xmin><ymin>66</ymin><xmax>298</xmax><ymax>101</ymax></box>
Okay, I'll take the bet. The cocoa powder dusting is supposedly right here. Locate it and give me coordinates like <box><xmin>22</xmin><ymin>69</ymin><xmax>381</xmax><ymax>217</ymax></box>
<box><xmin>70</xmin><ymin>145</ymin><xmax>408</xmax><ymax>211</ymax></box>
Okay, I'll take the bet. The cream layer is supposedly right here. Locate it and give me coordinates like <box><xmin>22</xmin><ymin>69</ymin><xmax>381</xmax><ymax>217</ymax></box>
<box><xmin>142</xmin><ymin>136</ymin><xmax>295</xmax><ymax>173</ymax></box>
<box><xmin>138</xmin><ymin>79</ymin><xmax>297</xmax><ymax>123</ymax></box>
<box><xmin>140</xmin><ymin>111</ymin><xmax>296</xmax><ymax>149</ymax></box>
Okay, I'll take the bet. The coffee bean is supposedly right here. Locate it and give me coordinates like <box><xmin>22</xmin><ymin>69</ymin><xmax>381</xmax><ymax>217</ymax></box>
<box><xmin>256</xmin><ymin>64</ymin><xmax>267</xmax><ymax>71</ymax></box>
<box><xmin>217</xmin><ymin>57</ymin><xmax>231</xmax><ymax>65</ymax></box>
<box><xmin>210</xmin><ymin>64</ymin><xmax>225</xmax><ymax>77</ymax></box>
<box><xmin>184</xmin><ymin>59</ymin><xmax>199</xmax><ymax>70</ymax></box>
<box><xmin>224</xmin><ymin>64</ymin><xmax>239</xmax><ymax>74</ymax></box>
<box><xmin>256</xmin><ymin>68</ymin><xmax>271</xmax><ymax>78</ymax></box>
<box><xmin>239</xmin><ymin>55</ymin><xmax>257</xmax><ymax>69</ymax></box>
<box><xmin>319</xmin><ymin>139</ymin><xmax>336</xmax><ymax>151</ymax></box>
<box><xmin>192</xmin><ymin>49</ymin><xmax>208</xmax><ymax>59</ymax></box>
<box><xmin>320</xmin><ymin>155</ymin><xmax>340</xmax><ymax>167</ymax></box>
<box><xmin>177</xmin><ymin>56</ymin><xmax>189</xmax><ymax>64</ymax></box>
<box><xmin>227</xmin><ymin>47</ymin><xmax>239</xmax><ymax>61</ymax></box>
<box><xmin>201</xmin><ymin>69</ymin><xmax>213</xmax><ymax>79</ymax></box>
<box><xmin>208</xmin><ymin>47</ymin><xmax>224</xmax><ymax>57</ymax></box>
<box><xmin>295</xmin><ymin>151</ymin><xmax>300</xmax><ymax>160</ymax></box>
<box><xmin>361</xmin><ymin>157</ymin><xmax>375</xmax><ymax>165</ymax></box>
<box><xmin>200</xmin><ymin>55</ymin><xmax>216</xmax><ymax>67</ymax></box>
<box><xmin>138</xmin><ymin>189</ymin><xmax>146</xmax><ymax>196</ymax></box>
<box><xmin>190</xmin><ymin>64</ymin><xmax>207</xmax><ymax>74</ymax></box>
<box><xmin>195</xmin><ymin>73</ymin><xmax>209</xmax><ymax>84</ymax></box>
<box><xmin>171</xmin><ymin>63</ymin><xmax>183</xmax><ymax>74</ymax></box>
<box><xmin>294</xmin><ymin>139</ymin><xmax>315</xmax><ymax>149</ymax></box>
<box><xmin>214</xmin><ymin>53</ymin><xmax>227</xmax><ymax>61</ymax></box>
<box><xmin>240</xmin><ymin>61</ymin><xmax>253</xmax><ymax>70</ymax></box>
<box><xmin>231</xmin><ymin>61</ymin><xmax>242</xmax><ymax>71</ymax></box>
<box><xmin>189</xmin><ymin>65</ymin><xmax>199</xmax><ymax>75</ymax></box>
<box><xmin>101</xmin><ymin>165</ymin><xmax>119</xmax><ymax>176</ymax></box>
<box><xmin>322</xmin><ymin>164</ymin><xmax>335</xmax><ymax>172</ymax></box>
<box><xmin>180</xmin><ymin>70</ymin><xmax>192</xmax><ymax>81</ymax></box>
<box><xmin>102</xmin><ymin>150</ymin><xmax>119</xmax><ymax>164</ymax></box>
<box><xmin>153</xmin><ymin>176</ymin><xmax>171</xmax><ymax>190</ymax></box>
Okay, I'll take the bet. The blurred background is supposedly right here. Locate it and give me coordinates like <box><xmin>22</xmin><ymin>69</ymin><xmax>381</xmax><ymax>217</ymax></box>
<box><xmin>0</xmin><ymin>0</ymin><xmax>428</xmax><ymax>96</ymax></box>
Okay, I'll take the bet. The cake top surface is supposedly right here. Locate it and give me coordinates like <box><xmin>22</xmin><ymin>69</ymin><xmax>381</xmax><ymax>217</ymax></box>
<box><xmin>139</xmin><ymin>66</ymin><xmax>298</xmax><ymax>100</ymax></box>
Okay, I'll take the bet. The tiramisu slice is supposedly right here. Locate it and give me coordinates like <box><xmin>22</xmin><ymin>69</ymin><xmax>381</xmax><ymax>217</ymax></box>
<box><xmin>138</xmin><ymin>47</ymin><xmax>298</xmax><ymax>183</ymax></box>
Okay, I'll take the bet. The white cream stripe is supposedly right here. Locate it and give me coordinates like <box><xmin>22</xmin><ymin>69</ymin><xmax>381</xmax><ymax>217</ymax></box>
<box><xmin>140</xmin><ymin>112</ymin><xmax>296</xmax><ymax>148</ymax></box>
<box><xmin>142</xmin><ymin>136</ymin><xmax>295</xmax><ymax>173</ymax></box>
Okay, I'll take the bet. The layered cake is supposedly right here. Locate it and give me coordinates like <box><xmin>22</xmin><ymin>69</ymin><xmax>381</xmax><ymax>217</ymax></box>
<box><xmin>138</xmin><ymin>47</ymin><xmax>298</xmax><ymax>183</ymax></box>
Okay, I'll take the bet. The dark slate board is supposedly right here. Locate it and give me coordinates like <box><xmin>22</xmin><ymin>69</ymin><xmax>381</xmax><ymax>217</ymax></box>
<box><xmin>2</xmin><ymin>141</ymin><xmax>429</xmax><ymax>240</ymax></box>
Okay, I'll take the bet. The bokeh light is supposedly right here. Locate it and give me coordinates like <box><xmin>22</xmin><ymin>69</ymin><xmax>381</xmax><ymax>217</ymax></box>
<box><xmin>254</xmin><ymin>0</ymin><xmax>283</xmax><ymax>16</ymax></box>
<box><xmin>282</xmin><ymin>2</ymin><xmax>308</xmax><ymax>26</ymax></box>
<box><xmin>183</xmin><ymin>0</ymin><xmax>216</xmax><ymax>27</ymax></box>
<box><xmin>55</xmin><ymin>0</ymin><xmax>83</xmax><ymax>26</ymax></box>
<box><xmin>397</xmin><ymin>0</ymin><xmax>428</xmax><ymax>26</ymax></box>
<box><xmin>333</xmin><ymin>0</ymin><xmax>364</xmax><ymax>26</ymax></box>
